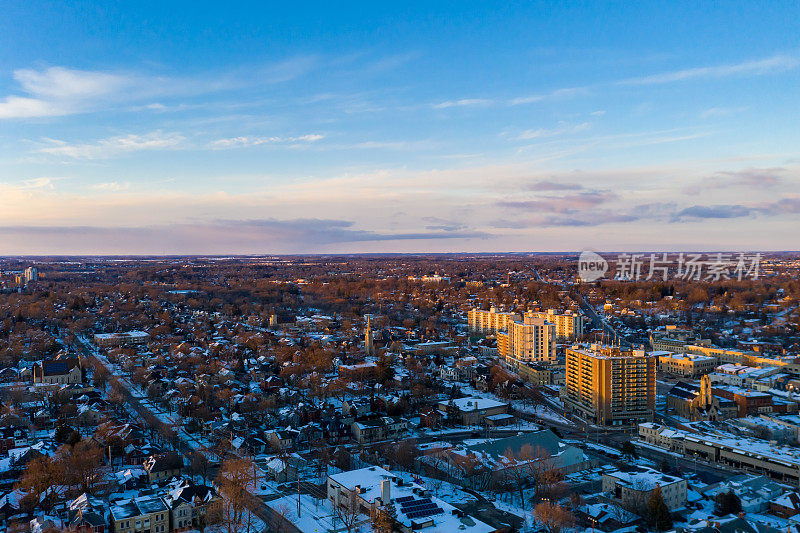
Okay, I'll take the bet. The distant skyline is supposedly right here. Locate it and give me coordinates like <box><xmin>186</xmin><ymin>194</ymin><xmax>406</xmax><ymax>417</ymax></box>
<box><xmin>1</xmin><ymin>2</ymin><xmax>799</xmax><ymax>254</ymax></box>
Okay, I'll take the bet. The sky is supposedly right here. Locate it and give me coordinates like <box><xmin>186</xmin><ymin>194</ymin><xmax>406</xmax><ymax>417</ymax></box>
<box><xmin>1</xmin><ymin>1</ymin><xmax>799</xmax><ymax>254</ymax></box>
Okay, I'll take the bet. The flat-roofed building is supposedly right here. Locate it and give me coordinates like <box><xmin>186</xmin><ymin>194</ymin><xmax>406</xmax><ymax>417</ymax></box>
<box><xmin>639</xmin><ymin>422</ymin><xmax>800</xmax><ymax>486</ymax></box>
<box><xmin>468</xmin><ymin>307</ymin><xmax>520</xmax><ymax>335</ymax></box>
<box><xmin>562</xmin><ymin>343</ymin><xmax>656</xmax><ymax>426</ymax></box>
<box><xmin>516</xmin><ymin>361</ymin><xmax>561</xmax><ymax>386</ymax></box>
<box><xmin>658</xmin><ymin>352</ymin><xmax>717</xmax><ymax>377</ymax></box>
<box><xmin>94</xmin><ymin>331</ymin><xmax>150</xmax><ymax>347</ymax></box>
<box><xmin>602</xmin><ymin>468</ymin><xmax>687</xmax><ymax>511</ymax></box>
<box><xmin>496</xmin><ymin>331</ymin><xmax>509</xmax><ymax>359</ymax></box>
<box><xmin>505</xmin><ymin>315</ymin><xmax>556</xmax><ymax>368</ymax></box>
<box><xmin>525</xmin><ymin>309</ymin><xmax>584</xmax><ymax>340</ymax></box>
<box><xmin>326</xmin><ymin>466</ymin><xmax>495</xmax><ymax>533</ymax></box>
<box><xmin>437</xmin><ymin>396</ymin><xmax>509</xmax><ymax>426</ymax></box>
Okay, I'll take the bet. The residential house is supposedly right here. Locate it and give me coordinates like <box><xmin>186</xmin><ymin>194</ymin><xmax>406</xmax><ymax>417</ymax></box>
<box><xmin>351</xmin><ymin>416</ymin><xmax>408</xmax><ymax>444</ymax></box>
<box><xmin>265</xmin><ymin>429</ymin><xmax>296</xmax><ymax>451</ymax></box>
<box><xmin>66</xmin><ymin>493</ymin><xmax>107</xmax><ymax>533</ymax></box>
<box><xmin>162</xmin><ymin>479</ymin><xmax>219</xmax><ymax>532</ymax></box>
<box><xmin>109</xmin><ymin>496</ymin><xmax>169</xmax><ymax>533</ymax></box>
<box><xmin>143</xmin><ymin>452</ymin><xmax>183</xmax><ymax>484</ymax></box>
<box><xmin>602</xmin><ymin>468</ymin><xmax>687</xmax><ymax>511</ymax></box>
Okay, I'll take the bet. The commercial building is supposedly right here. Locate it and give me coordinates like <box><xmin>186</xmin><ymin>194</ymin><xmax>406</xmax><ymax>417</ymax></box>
<box><xmin>516</xmin><ymin>361</ymin><xmax>564</xmax><ymax>386</ymax></box>
<box><xmin>468</xmin><ymin>307</ymin><xmax>558</xmax><ymax>368</ymax></box>
<box><xmin>94</xmin><ymin>331</ymin><xmax>150</xmax><ymax>347</ymax></box>
<box><xmin>658</xmin><ymin>352</ymin><xmax>716</xmax><ymax>377</ymax></box>
<box><xmin>638</xmin><ymin>422</ymin><xmax>800</xmax><ymax>486</ymax></box>
<box><xmin>562</xmin><ymin>343</ymin><xmax>656</xmax><ymax>426</ymax></box>
<box><xmin>496</xmin><ymin>331</ymin><xmax>509</xmax><ymax>358</ymax></box>
<box><xmin>713</xmin><ymin>385</ymin><xmax>774</xmax><ymax>417</ymax></box>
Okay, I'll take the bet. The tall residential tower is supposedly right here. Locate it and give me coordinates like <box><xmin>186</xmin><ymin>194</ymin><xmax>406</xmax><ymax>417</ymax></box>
<box><xmin>562</xmin><ymin>343</ymin><xmax>656</xmax><ymax>426</ymax></box>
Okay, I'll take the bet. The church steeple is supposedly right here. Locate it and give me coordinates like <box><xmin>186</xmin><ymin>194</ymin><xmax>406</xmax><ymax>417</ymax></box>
<box><xmin>365</xmin><ymin>314</ymin><xmax>375</xmax><ymax>356</ymax></box>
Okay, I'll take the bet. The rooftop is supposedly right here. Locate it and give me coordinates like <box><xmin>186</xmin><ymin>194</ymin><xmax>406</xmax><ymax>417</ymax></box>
<box><xmin>444</xmin><ymin>396</ymin><xmax>507</xmax><ymax>412</ymax></box>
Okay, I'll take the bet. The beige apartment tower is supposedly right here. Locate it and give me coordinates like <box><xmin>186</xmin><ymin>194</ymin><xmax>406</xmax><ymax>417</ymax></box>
<box><xmin>468</xmin><ymin>307</ymin><xmax>520</xmax><ymax>335</ymax></box>
<box><xmin>505</xmin><ymin>315</ymin><xmax>556</xmax><ymax>367</ymax></box>
<box><xmin>469</xmin><ymin>306</ymin><xmax>584</xmax><ymax>340</ymax></box>
<box><xmin>525</xmin><ymin>309</ymin><xmax>584</xmax><ymax>340</ymax></box>
<box><xmin>563</xmin><ymin>343</ymin><xmax>656</xmax><ymax>426</ymax></box>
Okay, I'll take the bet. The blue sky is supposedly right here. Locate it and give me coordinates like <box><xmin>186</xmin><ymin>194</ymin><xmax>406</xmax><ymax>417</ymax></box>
<box><xmin>1</xmin><ymin>1</ymin><xmax>799</xmax><ymax>254</ymax></box>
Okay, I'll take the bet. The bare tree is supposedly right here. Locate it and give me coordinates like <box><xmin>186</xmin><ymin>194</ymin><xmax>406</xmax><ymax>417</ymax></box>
<box><xmin>16</xmin><ymin>456</ymin><xmax>63</xmax><ymax>513</ymax></box>
<box><xmin>190</xmin><ymin>451</ymin><xmax>211</xmax><ymax>482</ymax></box>
<box><xmin>312</xmin><ymin>441</ymin><xmax>331</xmax><ymax>482</ymax></box>
<box><xmin>371</xmin><ymin>502</ymin><xmax>396</xmax><ymax>533</ymax></box>
<box><xmin>533</xmin><ymin>501</ymin><xmax>575</xmax><ymax>533</ymax></box>
<box><xmin>333</xmin><ymin>488</ymin><xmax>364</xmax><ymax>533</ymax></box>
<box><xmin>215</xmin><ymin>456</ymin><xmax>257</xmax><ymax>533</ymax></box>
<box><xmin>57</xmin><ymin>441</ymin><xmax>106</xmax><ymax>494</ymax></box>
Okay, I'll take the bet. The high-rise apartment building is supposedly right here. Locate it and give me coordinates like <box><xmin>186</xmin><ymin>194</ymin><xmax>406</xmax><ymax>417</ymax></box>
<box><xmin>562</xmin><ymin>343</ymin><xmax>656</xmax><ymax>426</ymax></box>
<box><xmin>24</xmin><ymin>267</ymin><xmax>38</xmax><ymax>283</ymax></box>
<box><xmin>468</xmin><ymin>306</ymin><xmax>584</xmax><ymax>340</ymax></box>
<box><xmin>468</xmin><ymin>307</ymin><xmax>520</xmax><ymax>335</ymax></box>
<box><xmin>524</xmin><ymin>309</ymin><xmax>584</xmax><ymax>340</ymax></box>
<box><xmin>504</xmin><ymin>315</ymin><xmax>556</xmax><ymax>367</ymax></box>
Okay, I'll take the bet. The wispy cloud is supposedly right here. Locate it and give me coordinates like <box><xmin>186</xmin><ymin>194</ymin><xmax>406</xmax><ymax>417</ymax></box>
<box><xmin>0</xmin><ymin>58</ymin><xmax>319</xmax><ymax>120</ymax></box>
<box><xmin>683</xmin><ymin>167</ymin><xmax>786</xmax><ymax>194</ymax></box>
<box><xmin>619</xmin><ymin>53</ymin><xmax>799</xmax><ymax>85</ymax></box>
<box><xmin>700</xmin><ymin>106</ymin><xmax>748</xmax><ymax>119</ymax></box>
<box><xmin>92</xmin><ymin>182</ymin><xmax>131</xmax><ymax>191</ymax></box>
<box><xmin>762</xmin><ymin>197</ymin><xmax>800</xmax><ymax>214</ymax></box>
<box><xmin>431</xmin><ymin>87</ymin><xmax>588</xmax><ymax>110</ymax></box>
<box><xmin>673</xmin><ymin>204</ymin><xmax>753</xmax><ymax>220</ymax></box>
<box><xmin>17</xmin><ymin>178</ymin><xmax>56</xmax><ymax>190</ymax></box>
<box><xmin>209</xmin><ymin>134</ymin><xmax>325</xmax><ymax>149</ymax></box>
<box><xmin>516</xmin><ymin>121</ymin><xmax>591</xmax><ymax>140</ymax></box>
<box><xmin>498</xmin><ymin>190</ymin><xmax>617</xmax><ymax>213</ymax></box>
<box><xmin>431</xmin><ymin>98</ymin><xmax>493</xmax><ymax>109</ymax></box>
<box><xmin>526</xmin><ymin>180</ymin><xmax>583</xmax><ymax>191</ymax></box>
<box><xmin>421</xmin><ymin>216</ymin><xmax>467</xmax><ymax>232</ymax></box>
<box><xmin>0</xmin><ymin>67</ymin><xmax>128</xmax><ymax>119</ymax></box>
<box><xmin>37</xmin><ymin>131</ymin><xmax>184</xmax><ymax>159</ymax></box>
<box><xmin>0</xmin><ymin>218</ymin><xmax>489</xmax><ymax>254</ymax></box>
<box><xmin>509</xmin><ymin>87</ymin><xmax>587</xmax><ymax>106</ymax></box>
<box><xmin>490</xmin><ymin>210</ymin><xmax>639</xmax><ymax>228</ymax></box>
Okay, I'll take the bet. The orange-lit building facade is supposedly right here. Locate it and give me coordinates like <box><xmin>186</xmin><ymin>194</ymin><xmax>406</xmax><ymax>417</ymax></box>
<box><xmin>563</xmin><ymin>343</ymin><xmax>656</xmax><ymax>426</ymax></box>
